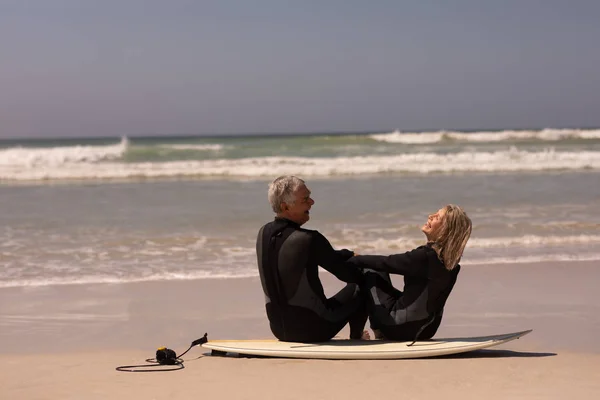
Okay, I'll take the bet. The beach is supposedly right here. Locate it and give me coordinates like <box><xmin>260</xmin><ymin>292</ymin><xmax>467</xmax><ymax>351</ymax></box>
<box><xmin>1</xmin><ymin>131</ymin><xmax>599</xmax><ymax>398</ymax></box>
<box><xmin>2</xmin><ymin>261</ymin><xmax>599</xmax><ymax>399</ymax></box>
<box><xmin>3</xmin><ymin>0</ymin><xmax>600</xmax><ymax>396</ymax></box>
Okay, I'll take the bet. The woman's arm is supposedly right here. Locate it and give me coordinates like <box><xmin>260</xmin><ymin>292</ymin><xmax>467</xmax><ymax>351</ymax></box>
<box><xmin>346</xmin><ymin>247</ymin><xmax>429</xmax><ymax>278</ymax></box>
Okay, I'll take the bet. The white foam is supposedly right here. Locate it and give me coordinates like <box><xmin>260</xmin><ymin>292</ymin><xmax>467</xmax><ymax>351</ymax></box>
<box><xmin>161</xmin><ymin>144</ymin><xmax>224</xmax><ymax>151</ymax></box>
<box><xmin>469</xmin><ymin>234</ymin><xmax>600</xmax><ymax>248</ymax></box>
<box><xmin>2</xmin><ymin>248</ymin><xmax>599</xmax><ymax>288</ymax></box>
<box><xmin>0</xmin><ymin>137</ymin><xmax>128</xmax><ymax>168</ymax></box>
<box><xmin>0</xmin><ymin>269</ymin><xmax>259</xmax><ymax>288</ymax></box>
<box><xmin>371</xmin><ymin>128</ymin><xmax>600</xmax><ymax>144</ymax></box>
<box><xmin>371</xmin><ymin>130</ymin><xmax>445</xmax><ymax>144</ymax></box>
<box><xmin>344</xmin><ymin>238</ymin><xmax>600</xmax><ymax>266</ymax></box>
<box><xmin>336</xmin><ymin>234</ymin><xmax>600</xmax><ymax>254</ymax></box>
<box><xmin>2</xmin><ymin>233</ymin><xmax>598</xmax><ymax>289</ymax></box>
<box><xmin>2</xmin><ymin>148</ymin><xmax>600</xmax><ymax>182</ymax></box>
<box><xmin>462</xmin><ymin>253</ymin><xmax>600</xmax><ymax>265</ymax></box>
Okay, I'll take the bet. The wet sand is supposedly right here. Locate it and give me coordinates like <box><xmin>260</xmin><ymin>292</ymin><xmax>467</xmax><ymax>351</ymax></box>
<box><xmin>1</xmin><ymin>261</ymin><xmax>599</xmax><ymax>399</ymax></box>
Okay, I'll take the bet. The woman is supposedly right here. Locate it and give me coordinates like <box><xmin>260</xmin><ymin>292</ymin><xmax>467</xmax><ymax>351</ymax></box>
<box><xmin>348</xmin><ymin>204</ymin><xmax>472</xmax><ymax>341</ymax></box>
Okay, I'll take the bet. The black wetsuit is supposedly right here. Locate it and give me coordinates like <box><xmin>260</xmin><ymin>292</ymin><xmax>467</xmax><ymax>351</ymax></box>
<box><xmin>346</xmin><ymin>244</ymin><xmax>460</xmax><ymax>341</ymax></box>
<box><xmin>256</xmin><ymin>217</ymin><xmax>367</xmax><ymax>342</ymax></box>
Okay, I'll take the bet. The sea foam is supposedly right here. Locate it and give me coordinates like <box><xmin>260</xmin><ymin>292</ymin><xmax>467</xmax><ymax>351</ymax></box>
<box><xmin>0</xmin><ymin>137</ymin><xmax>128</xmax><ymax>167</ymax></box>
<box><xmin>370</xmin><ymin>128</ymin><xmax>600</xmax><ymax>144</ymax></box>
<box><xmin>2</xmin><ymin>148</ymin><xmax>599</xmax><ymax>182</ymax></box>
<box><xmin>336</xmin><ymin>234</ymin><xmax>600</xmax><ymax>253</ymax></box>
<box><xmin>161</xmin><ymin>144</ymin><xmax>224</xmax><ymax>151</ymax></box>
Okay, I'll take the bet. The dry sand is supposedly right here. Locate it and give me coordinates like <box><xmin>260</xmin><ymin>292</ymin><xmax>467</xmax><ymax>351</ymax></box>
<box><xmin>1</xmin><ymin>261</ymin><xmax>599</xmax><ymax>399</ymax></box>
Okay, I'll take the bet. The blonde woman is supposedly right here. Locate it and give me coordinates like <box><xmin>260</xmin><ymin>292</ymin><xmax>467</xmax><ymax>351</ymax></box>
<box><xmin>347</xmin><ymin>205</ymin><xmax>472</xmax><ymax>341</ymax></box>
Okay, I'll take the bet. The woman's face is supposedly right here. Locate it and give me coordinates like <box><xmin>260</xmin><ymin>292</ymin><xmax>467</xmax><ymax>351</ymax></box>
<box><xmin>422</xmin><ymin>207</ymin><xmax>446</xmax><ymax>241</ymax></box>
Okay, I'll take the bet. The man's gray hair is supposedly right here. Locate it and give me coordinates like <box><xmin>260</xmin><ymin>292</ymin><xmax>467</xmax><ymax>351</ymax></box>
<box><xmin>268</xmin><ymin>176</ymin><xmax>305</xmax><ymax>213</ymax></box>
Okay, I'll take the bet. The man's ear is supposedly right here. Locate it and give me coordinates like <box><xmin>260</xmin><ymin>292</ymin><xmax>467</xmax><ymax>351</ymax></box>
<box><xmin>280</xmin><ymin>202</ymin><xmax>288</xmax><ymax>212</ymax></box>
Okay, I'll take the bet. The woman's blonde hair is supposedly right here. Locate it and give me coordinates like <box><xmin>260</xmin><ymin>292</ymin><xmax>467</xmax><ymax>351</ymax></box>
<box><xmin>430</xmin><ymin>204</ymin><xmax>472</xmax><ymax>270</ymax></box>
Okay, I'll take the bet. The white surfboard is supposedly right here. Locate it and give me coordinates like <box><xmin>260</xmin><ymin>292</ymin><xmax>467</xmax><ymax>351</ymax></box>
<box><xmin>202</xmin><ymin>330</ymin><xmax>532</xmax><ymax>360</ymax></box>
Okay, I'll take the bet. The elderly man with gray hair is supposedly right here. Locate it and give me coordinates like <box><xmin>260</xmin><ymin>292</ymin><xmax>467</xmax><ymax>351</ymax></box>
<box><xmin>256</xmin><ymin>175</ymin><xmax>367</xmax><ymax>342</ymax></box>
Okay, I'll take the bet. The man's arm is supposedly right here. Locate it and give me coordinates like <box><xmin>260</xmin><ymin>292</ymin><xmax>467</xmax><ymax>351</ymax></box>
<box><xmin>313</xmin><ymin>232</ymin><xmax>363</xmax><ymax>283</ymax></box>
<box><xmin>346</xmin><ymin>247</ymin><xmax>429</xmax><ymax>278</ymax></box>
<box><xmin>334</xmin><ymin>249</ymin><xmax>354</xmax><ymax>261</ymax></box>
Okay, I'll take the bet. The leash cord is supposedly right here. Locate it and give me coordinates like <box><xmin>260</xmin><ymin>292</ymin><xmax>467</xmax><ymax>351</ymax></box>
<box><xmin>115</xmin><ymin>333</ymin><xmax>208</xmax><ymax>372</ymax></box>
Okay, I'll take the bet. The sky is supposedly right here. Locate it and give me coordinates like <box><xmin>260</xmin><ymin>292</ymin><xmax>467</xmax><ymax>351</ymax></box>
<box><xmin>1</xmin><ymin>0</ymin><xmax>599</xmax><ymax>138</ymax></box>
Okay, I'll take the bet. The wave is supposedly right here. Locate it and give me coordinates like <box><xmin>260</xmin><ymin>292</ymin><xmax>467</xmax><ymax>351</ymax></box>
<box><xmin>470</xmin><ymin>234</ymin><xmax>600</xmax><ymax>248</ymax></box>
<box><xmin>0</xmin><ymin>269</ymin><xmax>259</xmax><ymax>288</ymax></box>
<box><xmin>2</xmin><ymin>233</ymin><xmax>598</xmax><ymax>289</ymax></box>
<box><xmin>462</xmin><ymin>253</ymin><xmax>600</xmax><ymax>265</ymax></box>
<box><xmin>370</xmin><ymin>128</ymin><xmax>600</xmax><ymax>144</ymax></box>
<box><xmin>161</xmin><ymin>144</ymin><xmax>224</xmax><ymax>151</ymax></box>
<box><xmin>2</xmin><ymin>250</ymin><xmax>598</xmax><ymax>288</ymax></box>
<box><xmin>338</xmin><ymin>234</ymin><xmax>600</xmax><ymax>253</ymax></box>
<box><xmin>2</xmin><ymin>148</ymin><xmax>599</xmax><ymax>182</ymax></box>
<box><xmin>0</xmin><ymin>137</ymin><xmax>128</xmax><ymax>167</ymax></box>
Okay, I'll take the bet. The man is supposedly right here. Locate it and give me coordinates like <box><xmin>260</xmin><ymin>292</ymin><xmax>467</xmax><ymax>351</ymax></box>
<box><xmin>256</xmin><ymin>175</ymin><xmax>367</xmax><ymax>342</ymax></box>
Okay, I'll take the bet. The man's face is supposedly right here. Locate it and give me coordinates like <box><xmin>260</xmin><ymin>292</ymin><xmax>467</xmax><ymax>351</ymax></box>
<box><xmin>282</xmin><ymin>184</ymin><xmax>314</xmax><ymax>225</ymax></box>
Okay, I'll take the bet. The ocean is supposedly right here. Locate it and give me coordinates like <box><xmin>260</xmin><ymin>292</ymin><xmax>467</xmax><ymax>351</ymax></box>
<box><xmin>1</xmin><ymin>128</ymin><xmax>599</xmax><ymax>288</ymax></box>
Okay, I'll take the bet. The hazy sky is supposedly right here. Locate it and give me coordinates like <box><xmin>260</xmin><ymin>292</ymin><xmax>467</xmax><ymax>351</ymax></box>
<box><xmin>1</xmin><ymin>0</ymin><xmax>599</xmax><ymax>138</ymax></box>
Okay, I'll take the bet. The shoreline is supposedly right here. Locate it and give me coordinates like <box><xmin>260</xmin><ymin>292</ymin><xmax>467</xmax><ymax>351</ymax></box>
<box><xmin>2</xmin><ymin>257</ymin><xmax>598</xmax><ymax>290</ymax></box>
<box><xmin>2</xmin><ymin>260</ymin><xmax>599</xmax><ymax>399</ymax></box>
<box><xmin>1</xmin><ymin>260</ymin><xmax>598</xmax><ymax>355</ymax></box>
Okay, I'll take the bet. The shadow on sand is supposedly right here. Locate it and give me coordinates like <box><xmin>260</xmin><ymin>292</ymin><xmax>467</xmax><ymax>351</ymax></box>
<box><xmin>434</xmin><ymin>348</ymin><xmax>556</xmax><ymax>359</ymax></box>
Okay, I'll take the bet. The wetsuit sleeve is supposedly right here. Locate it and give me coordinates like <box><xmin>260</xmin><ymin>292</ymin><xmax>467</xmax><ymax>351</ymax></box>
<box><xmin>334</xmin><ymin>249</ymin><xmax>354</xmax><ymax>260</ymax></box>
<box><xmin>313</xmin><ymin>232</ymin><xmax>363</xmax><ymax>283</ymax></box>
<box><xmin>346</xmin><ymin>247</ymin><xmax>429</xmax><ymax>278</ymax></box>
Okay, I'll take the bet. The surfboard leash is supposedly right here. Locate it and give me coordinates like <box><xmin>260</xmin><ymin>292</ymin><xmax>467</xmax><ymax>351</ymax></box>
<box><xmin>407</xmin><ymin>313</ymin><xmax>438</xmax><ymax>346</ymax></box>
<box><xmin>115</xmin><ymin>333</ymin><xmax>208</xmax><ymax>372</ymax></box>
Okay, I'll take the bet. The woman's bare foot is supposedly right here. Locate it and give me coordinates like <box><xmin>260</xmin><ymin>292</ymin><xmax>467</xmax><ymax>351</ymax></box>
<box><xmin>349</xmin><ymin>330</ymin><xmax>371</xmax><ymax>340</ymax></box>
<box><xmin>373</xmin><ymin>329</ymin><xmax>386</xmax><ymax>340</ymax></box>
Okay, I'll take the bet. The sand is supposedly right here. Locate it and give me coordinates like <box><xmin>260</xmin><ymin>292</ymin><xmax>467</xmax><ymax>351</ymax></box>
<box><xmin>1</xmin><ymin>261</ymin><xmax>599</xmax><ymax>399</ymax></box>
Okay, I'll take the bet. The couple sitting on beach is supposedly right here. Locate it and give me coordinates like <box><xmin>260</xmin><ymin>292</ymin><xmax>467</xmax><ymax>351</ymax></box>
<box><xmin>256</xmin><ymin>175</ymin><xmax>472</xmax><ymax>342</ymax></box>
